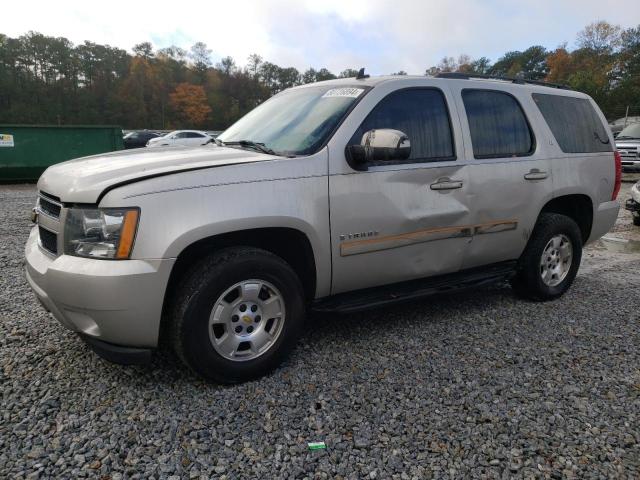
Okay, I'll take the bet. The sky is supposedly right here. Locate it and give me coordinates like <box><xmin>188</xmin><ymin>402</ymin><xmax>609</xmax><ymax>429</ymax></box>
<box><xmin>2</xmin><ymin>0</ymin><xmax>639</xmax><ymax>74</ymax></box>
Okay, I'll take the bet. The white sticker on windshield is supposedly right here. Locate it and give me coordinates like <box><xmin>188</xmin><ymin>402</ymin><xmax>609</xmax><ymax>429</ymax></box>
<box><xmin>322</xmin><ymin>88</ymin><xmax>364</xmax><ymax>98</ymax></box>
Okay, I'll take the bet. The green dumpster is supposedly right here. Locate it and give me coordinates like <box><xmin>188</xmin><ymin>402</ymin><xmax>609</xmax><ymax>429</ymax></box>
<box><xmin>0</xmin><ymin>125</ymin><xmax>124</xmax><ymax>183</ymax></box>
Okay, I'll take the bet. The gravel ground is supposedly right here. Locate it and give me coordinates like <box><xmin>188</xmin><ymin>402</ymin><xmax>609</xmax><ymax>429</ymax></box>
<box><xmin>1</xmin><ymin>184</ymin><xmax>639</xmax><ymax>479</ymax></box>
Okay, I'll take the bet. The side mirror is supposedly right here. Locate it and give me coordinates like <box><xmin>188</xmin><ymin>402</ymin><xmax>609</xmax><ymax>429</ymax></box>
<box><xmin>346</xmin><ymin>129</ymin><xmax>411</xmax><ymax>170</ymax></box>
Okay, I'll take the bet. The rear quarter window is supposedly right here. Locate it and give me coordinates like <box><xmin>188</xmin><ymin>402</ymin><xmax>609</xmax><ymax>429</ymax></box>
<box><xmin>532</xmin><ymin>93</ymin><xmax>612</xmax><ymax>153</ymax></box>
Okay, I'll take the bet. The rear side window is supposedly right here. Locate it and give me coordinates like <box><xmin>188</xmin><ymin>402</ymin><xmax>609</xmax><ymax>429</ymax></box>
<box><xmin>532</xmin><ymin>93</ymin><xmax>612</xmax><ymax>153</ymax></box>
<box><xmin>350</xmin><ymin>88</ymin><xmax>455</xmax><ymax>163</ymax></box>
<box><xmin>462</xmin><ymin>90</ymin><xmax>534</xmax><ymax>158</ymax></box>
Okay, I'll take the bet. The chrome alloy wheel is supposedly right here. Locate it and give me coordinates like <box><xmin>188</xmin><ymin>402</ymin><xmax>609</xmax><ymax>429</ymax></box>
<box><xmin>208</xmin><ymin>279</ymin><xmax>285</xmax><ymax>361</ymax></box>
<box><xmin>540</xmin><ymin>234</ymin><xmax>573</xmax><ymax>287</ymax></box>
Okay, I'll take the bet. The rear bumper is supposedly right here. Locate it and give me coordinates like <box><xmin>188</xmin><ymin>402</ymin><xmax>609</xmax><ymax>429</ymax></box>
<box><xmin>587</xmin><ymin>200</ymin><xmax>620</xmax><ymax>244</ymax></box>
<box><xmin>25</xmin><ymin>226</ymin><xmax>175</xmax><ymax>348</ymax></box>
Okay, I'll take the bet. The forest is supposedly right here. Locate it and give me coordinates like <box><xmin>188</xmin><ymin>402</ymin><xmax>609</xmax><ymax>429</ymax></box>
<box><xmin>0</xmin><ymin>21</ymin><xmax>638</xmax><ymax>130</ymax></box>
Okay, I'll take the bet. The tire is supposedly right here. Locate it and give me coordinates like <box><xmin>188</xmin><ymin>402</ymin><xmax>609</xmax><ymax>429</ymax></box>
<box><xmin>168</xmin><ymin>247</ymin><xmax>305</xmax><ymax>383</ymax></box>
<box><xmin>511</xmin><ymin>213</ymin><xmax>582</xmax><ymax>301</ymax></box>
<box><xmin>633</xmin><ymin>214</ymin><xmax>640</xmax><ymax>227</ymax></box>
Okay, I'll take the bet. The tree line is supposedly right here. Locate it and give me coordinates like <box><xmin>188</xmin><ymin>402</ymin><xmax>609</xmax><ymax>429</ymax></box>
<box><xmin>0</xmin><ymin>21</ymin><xmax>638</xmax><ymax>130</ymax></box>
<box><xmin>427</xmin><ymin>21</ymin><xmax>640</xmax><ymax>121</ymax></box>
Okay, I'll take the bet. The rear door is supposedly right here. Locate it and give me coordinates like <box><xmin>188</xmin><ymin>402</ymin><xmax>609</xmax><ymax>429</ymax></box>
<box><xmin>447</xmin><ymin>84</ymin><xmax>555</xmax><ymax>269</ymax></box>
<box><xmin>328</xmin><ymin>85</ymin><xmax>473</xmax><ymax>294</ymax></box>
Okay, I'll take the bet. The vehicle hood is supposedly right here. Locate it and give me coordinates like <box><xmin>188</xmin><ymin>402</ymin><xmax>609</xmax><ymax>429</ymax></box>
<box><xmin>38</xmin><ymin>145</ymin><xmax>277</xmax><ymax>203</ymax></box>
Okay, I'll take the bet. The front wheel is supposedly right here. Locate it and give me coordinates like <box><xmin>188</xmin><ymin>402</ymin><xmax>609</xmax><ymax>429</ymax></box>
<box><xmin>511</xmin><ymin>213</ymin><xmax>582</xmax><ymax>301</ymax></box>
<box><xmin>168</xmin><ymin>247</ymin><xmax>305</xmax><ymax>383</ymax></box>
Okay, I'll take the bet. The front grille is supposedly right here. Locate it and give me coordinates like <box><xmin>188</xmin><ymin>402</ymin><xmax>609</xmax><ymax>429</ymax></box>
<box><xmin>619</xmin><ymin>146</ymin><xmax>638</xmax><ymax>159</ymax></box>
<box><xmin>38</xmin><ymin>191</ymin><xmax>62</xmax><ymax>219</ymax></box>
<box><xmin>38</xmin><ymin>226</ymin><xmax>58</xmax><ymax>255</ymax></box>
<box><xmin>39</xmin><ymin>191</ymin><xmax>61</xmax><ymax>202</ymax></box>
<box><xmin>39</xmin><ymin>197</ymin><xmax>61</xmax><ymax>218</ymax></box>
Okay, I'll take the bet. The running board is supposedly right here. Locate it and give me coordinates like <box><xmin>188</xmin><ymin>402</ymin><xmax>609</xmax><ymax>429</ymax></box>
<box><xmin>312</xmin><ymin>261</ymin><xmax>517</xmax><ymax>314</ymax></box>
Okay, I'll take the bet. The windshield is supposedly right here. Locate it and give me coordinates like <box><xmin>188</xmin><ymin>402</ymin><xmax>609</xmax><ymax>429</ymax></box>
<box><xmin>617</xmin><ymin>123</ymin><xmax>640</xmax><ymax>139</ymax></box>
<box><xmin>218</xmin><ymin>85</ymin><xmax>368</xmax><ymax>156</ymax></box>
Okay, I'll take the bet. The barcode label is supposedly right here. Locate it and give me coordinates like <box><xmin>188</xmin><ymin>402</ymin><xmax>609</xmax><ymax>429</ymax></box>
<box><xmin>322</xmin><ymin>88</ymin><xmax>364</xmax><ymax>98</ymax></box>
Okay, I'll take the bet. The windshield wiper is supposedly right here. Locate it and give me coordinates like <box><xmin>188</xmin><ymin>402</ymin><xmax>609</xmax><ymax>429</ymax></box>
<box><xmin>220</xmin><ymin>140</ymin><xmax>276</xmax><ymax>155</ymax></box>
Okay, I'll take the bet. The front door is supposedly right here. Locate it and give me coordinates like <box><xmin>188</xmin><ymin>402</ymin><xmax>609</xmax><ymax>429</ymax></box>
<box><xmin>329</xmin><ymin>86</ymin><xmax>473</xmax><ymax>295</ymax></box>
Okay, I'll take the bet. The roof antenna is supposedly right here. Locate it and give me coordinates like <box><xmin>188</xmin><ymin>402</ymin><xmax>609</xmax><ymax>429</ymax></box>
<box><xmin>356</xmin><ymin>68</ymin><xmax>369</xmax><ymax>80</ymax></box>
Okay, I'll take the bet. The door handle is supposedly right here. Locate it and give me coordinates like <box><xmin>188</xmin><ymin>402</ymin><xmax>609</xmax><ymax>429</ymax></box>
<box><xmin>524</xmin><ymin>169</ymin><xmax>548</xmax><ymax>180</ymax></box>
<box><xmin>430</xmin><ymin>178</ymin><xmax>463</xmax><ymax>190</ymax></box>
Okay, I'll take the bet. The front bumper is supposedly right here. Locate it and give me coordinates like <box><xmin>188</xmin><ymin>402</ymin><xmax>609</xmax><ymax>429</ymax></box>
<box><xmin>79</xmin><ymin>334</ymin><xmax>153</xmax><ymax>365</ymax></box>
<box><xmin>621</xmin><ymin>160</ymin><xmax>640</xmax><ymax>171</ymax></box>
<box><xmin>25</xmin><ymin>226</ymin><xmax>175</xmax><ymax>349</ymax></box>
<box><xmin>626</xmin><ymin>198</ymin><xmax>640</xmax><ymax>214</ymax></box>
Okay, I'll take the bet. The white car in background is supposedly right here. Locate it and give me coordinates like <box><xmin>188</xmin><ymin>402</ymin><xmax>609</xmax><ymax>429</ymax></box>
<box><xmin>625</xmin><ymin>180</ymin><xmax>640</xmax><ymax>226</ymax></box>
<box><xmin>146</xmin><ymin>130</ymin><xmax>212</xmax><ymax>148</ymax></box>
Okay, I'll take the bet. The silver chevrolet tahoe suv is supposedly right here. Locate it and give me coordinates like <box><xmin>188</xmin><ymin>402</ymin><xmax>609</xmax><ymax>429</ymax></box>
<box><xmin>25</xmin><ymin>73</ymin><xmax>622</xmax><ymax>383</ymax></box>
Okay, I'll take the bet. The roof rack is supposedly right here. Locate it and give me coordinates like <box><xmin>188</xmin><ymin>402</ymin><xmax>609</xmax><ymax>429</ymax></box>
<box><xmin>434</xmin><ymin>72</ymin><xmax>572</xmax><ymax>90</ymax></box>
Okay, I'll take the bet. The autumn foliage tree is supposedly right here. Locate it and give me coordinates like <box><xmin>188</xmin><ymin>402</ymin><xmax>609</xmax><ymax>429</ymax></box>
<box><xmin>168</xmin><ymin>83</ymin><xmax>211</xmax><ymax>128</ymax></box>
<box><xmin>119</xmin><ymin>56</ymin><xmax>161</xmax><ymax>128</ymax></box>
<box><xmin>424</xmin><ymin>21</ymin><xmax>640</xmax><ymax>119</ymax></box>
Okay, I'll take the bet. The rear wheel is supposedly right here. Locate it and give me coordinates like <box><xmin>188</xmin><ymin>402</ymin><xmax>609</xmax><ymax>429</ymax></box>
<box><xmin>511</xmin><ymin>213</ymin><xmax>582</xmax><ymax>301</ymax></box>
<box><xmin>169</xmin><ymin>247</ymin><xmax>305</xmax><ymax>383</ymax></box>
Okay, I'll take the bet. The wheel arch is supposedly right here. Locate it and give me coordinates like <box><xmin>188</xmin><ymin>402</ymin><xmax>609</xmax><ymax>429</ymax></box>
<box><xmin>159</xmin><ymin>227</ymin><xmax>318</xmax><ymax>345</ymax></box>
<box><xmin>539</xmin><ymin>194</ymin><xmax>593</xmax><ymax>243</ymax></box>
<box><xmin>164</xmin><ymin>226</ymin><xmax>317</xmax><ymax>300</ymax></box>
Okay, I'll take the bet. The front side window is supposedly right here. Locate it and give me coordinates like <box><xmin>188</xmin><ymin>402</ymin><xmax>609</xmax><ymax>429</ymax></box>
<box><xmin>218</xmin><ymin>85</ymin><xmax>369</xmax><ymax>156</ymax></box>
<box><xmin>462</xmin><ymin>90</ymin><xmax>534</xmax><ymax>158</ymax></box>
<box><xmin>532</xmin><ymin>93</ymin><xmax>612</xmax><ymax>153</ymax></box>
<box><xmin>348</xmin><ymin>88</ymin><xmax>455</xmax><ymax>163</ymax></box>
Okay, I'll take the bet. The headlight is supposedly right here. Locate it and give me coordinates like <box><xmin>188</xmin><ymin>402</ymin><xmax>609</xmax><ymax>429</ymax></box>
<box><xmin>64</xmin><ymin>208</ymin><xmax>140</xmax><ymax>259</ymax></box>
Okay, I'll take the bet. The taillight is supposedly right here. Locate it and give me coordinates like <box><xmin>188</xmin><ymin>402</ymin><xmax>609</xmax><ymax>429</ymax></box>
<box><xmin>612</xmin><ymin>151</ymin><xmax>622</xmax><ymax>200</ymax></box>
